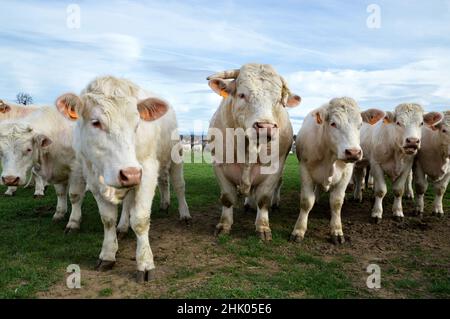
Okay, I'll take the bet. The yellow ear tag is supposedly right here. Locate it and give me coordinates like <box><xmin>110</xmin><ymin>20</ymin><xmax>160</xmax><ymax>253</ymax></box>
<box><xmin>68</xmin><ymin>107</ymin><xmax>79</xmax><ymax>120</ymax></box>
<box><xmin>220</xmin><ymin>90</ymin><xmax>228</xmax><ymax>98</ymax></box>
<box><xmin>383</xmin><ymin>118</ymin><xmax>390</xmax><ymax>124</ymax></box>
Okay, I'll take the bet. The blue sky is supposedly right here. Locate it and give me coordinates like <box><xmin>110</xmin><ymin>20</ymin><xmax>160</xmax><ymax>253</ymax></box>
<box><xmin>0</xmin><ymin>0</ymin><xmax>449</xmax><ymax>133</ymax></box>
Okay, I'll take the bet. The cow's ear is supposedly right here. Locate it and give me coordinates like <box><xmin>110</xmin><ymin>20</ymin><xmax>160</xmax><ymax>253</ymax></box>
<box><xmin>34</xmin><ymin>134</ymin><xmax>52</xmax><ymax>148</ymax></box>
<box><xmin>424</xmin><ymin>112</ymin><xmax>443</xmax><ymax>126</ymax></box>
<box><xmin>361</xmin><ymin>109</ymin><xmax>385</xmax><ymax>125</ymax></box>
<box><xmin>138</xmin><ymin>97</ymin><xmax>169</xmax><ymax>121</ymax></box>
<box><xmin>383</xmin><ymin>111</ymin><xmax>395</xmax><ymax>124</ymax></box>
<box><xmin>286</xmin><ymin>95</ymin><xmax>301</xmax><ymax>108</ymax></box>
<box><xmin>55</xmin><ymin>93</ymin><xmax>82</xmax><ymax>121</ymax></box>
<box><xmin>208</xmin><ymin>79</ymin><xmax>234</xmax><ymax>98</ymax></box>
<box><xmin>0</xmin><ymin>100</ymin><xmax>11</xmax><ymax>113</ymax></box>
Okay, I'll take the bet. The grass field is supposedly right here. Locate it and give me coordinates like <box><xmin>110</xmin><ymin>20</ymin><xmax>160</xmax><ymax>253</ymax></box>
<box><xmin>0</xmin><ymin>155</ymin><xmax>449</xmax><ymax>299</ymax></box>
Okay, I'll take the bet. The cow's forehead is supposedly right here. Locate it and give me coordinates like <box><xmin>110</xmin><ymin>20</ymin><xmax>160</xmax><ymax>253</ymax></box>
<box><xmin>237</xmin><ymin>65</ymin><xmax>282</xmax><ymax>93</ymax></box>
<box><xmin>395</xmin><ymin>103</ymin><xmax>424</xmax><ymax>122</ymax></box>
<box><xmin>327</xmin><ymin>98</ymin><xmax>361</xmax><ymax>123</ymax></box>
<box><xmin>82</xmin><ymin>94</ymin><xmax>139</xmax><ymax>120</ymax></box>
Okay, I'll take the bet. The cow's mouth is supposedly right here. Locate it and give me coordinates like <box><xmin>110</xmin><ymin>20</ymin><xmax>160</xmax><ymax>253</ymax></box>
<box><xmin>403</xmin><ymin>145</ymin><xmax>418</xmax><ymax>155</ymax></box>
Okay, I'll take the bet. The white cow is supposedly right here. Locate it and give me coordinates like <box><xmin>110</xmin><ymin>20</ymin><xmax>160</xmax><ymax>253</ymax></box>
<box><xmin>0</xmin><ymin>106</ymin><xmax>85</xmax><ymax>226</ymax></box>
<box><xmin>414</xmin><ymin>110</ymin><xmax>450</xmax><ymax>217</ymax></box>
<box><xmin>0</xmin><ymin>99</ymin><xmax>46</xmax><ymax>197</ymax></box>
<box><xmin>354</xmin><ymin>103</ymin><xmax>442</xmax><ymax>223</ymax></box>
<box><xmin>207</xmin><ymin>64</ymin><xmax>301</xmax><ymax>241</ymax></box>
<box><xmin>56</xmin><ymin>76</ymin><xmax>188</xmax><ymax>282</ymax></box>
<box><xmin>290</xmin><ymin>98</ymin><xmax>384</xmax><ymax>244</ymax></box>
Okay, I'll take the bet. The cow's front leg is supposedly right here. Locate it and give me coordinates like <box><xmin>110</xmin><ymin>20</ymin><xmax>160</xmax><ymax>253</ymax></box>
<box><xmin>329</xmin><ymin>167</ymin><xmax>352</xmax><ymax>245</ymax></box>
<box><xmin>170</xmin><ymin>161</ymin><xmax>191</xmax><ymax>222</ymax></box>
<box><xmin>214</xmin><ymin>166</ymin><xmax>237</xmax><ymax>236</ymax></box>
<box><xmin>414</xmin><ymin>163</ymin><xmax>427</xmax><ymax>217</ymax></box>
<box><xmin>52</xmin><ymin>184</ymin><xmax>68</xmax><ymax>222</ymax></box>
<box><xmin>33</xmin><ymin>173</ymin><xmax>46</xmax><ymax>198</ymax></box>
<box><xmin>4</xmin><ymin>186</ymin><xmax>17</xmax><ymax>196</ymax></box>
<box><xmin>371</xmin><ymin>163</ymin><xmax>386</xmax><ymax>223</ymax></box>
<box><xmin>392</xmin><ymin>168</ymin><xmax>410</xmax><ymax>221</ymax></box>
<box><xmin>432</xmin><ymin>173</ymin><xmax>450</xmax><ymax>217</ymax></box>
<box><xmin>291</xmin><ymin>162</ymin><xmax>315</xmax><ymax>242</ymax></box>
<box><xmin>130</xmin><ymin>158</ymin><xmax>159</xmax><ymax>283</ymax></box>
<box><xmin>93</xmin><ymin>192</ymin><xmax>118</xmax><ymax>271</ymax></box>
<box><xmin>255</xmin><ymin>176</ymin><xmax>279</xmax><ymax>241</ymax></box>
<box><xmin>65</xmin><ymin>174</ymin><xmax>86</xmax><ymax>233</ymax></box>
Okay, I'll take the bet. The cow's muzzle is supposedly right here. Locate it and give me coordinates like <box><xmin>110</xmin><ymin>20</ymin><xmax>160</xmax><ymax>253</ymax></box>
<box><xmin>253</xmin><ymin>122</ymin><xmax>278</xmax><ymax>141</ymax></box>
<box><xmin>118</xmin><ymin>167</ymin><xmax>142</xmax><ymax>187</ymax></box>
<box><xmin>343</xmin><ymin>148</ymin><xmax>362</xmax><ymax>163</ymax></box>
<box><xmin>2</xmin><ymin>176</ymin><xmax>20</xmax><ymax>186</ymax></box>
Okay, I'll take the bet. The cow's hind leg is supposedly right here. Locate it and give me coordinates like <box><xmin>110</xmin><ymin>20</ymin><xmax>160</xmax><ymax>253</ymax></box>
<box><xmin>52</xmin><ymin>184</ymin><xmax>68</xmax><ymax>222</ymax></box>
<box><xmin>65</xmin><ymin>174</ymin><xmax>86</xmax><ymax>233</ymax></box>
<box><xmin>158</xmin><ymin>167</ymin><xmax>170</xmax><ymax>214</ymax></box>
<box><xmin>170</xmin><ymin>161</ymin><xmax>191</xmax><ymax>222</ymax></box>
<box><xmin>432</xmin><ymin>173</ymin><xmax>450</xmax><ymax>217</ymax></box>
<box><xmin>214</xmin><ymin>167</ymin><xmax>237</xmax><ymax>236</ymax></box>
<box><xmin>370</xmin><ymin>163</ymin><xmax>386</xmax><ymax>223</ymax></box>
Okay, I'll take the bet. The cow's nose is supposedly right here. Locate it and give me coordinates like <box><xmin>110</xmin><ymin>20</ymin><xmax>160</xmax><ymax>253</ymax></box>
<box><xmin>406</xmin><ymin>137</ymin><xmax>420</xmax><ymax>145</ymax></box>
<box><xmin>118</xmin><ymin>167</ymin><xmax>142</xmax><ymax>187</ymax></box>
<box><xmin>2</xmin><ymin>176</ymin><xmax>20</xmax><ymax>186</ymax></box>
<box><xmin>253</xmin><ymin>122</ymin><xmax>278</xmax><ymax>136</ymax></box>
<box><xmin>344</xmin><ymin>148</ymin><xmax>362</xmax><ymax>162</ymax></box>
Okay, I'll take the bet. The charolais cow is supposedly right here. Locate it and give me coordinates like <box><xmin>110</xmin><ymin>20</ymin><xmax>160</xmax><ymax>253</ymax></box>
<box><xmin>290</xmin><ymin>98</ymin><xmax>384</xmax><ymax>244</ymax></box>
<box><xmin>55</xmin><ymin>76</ymin><xmax>190</xmax><ymax>282</ymax></box>
<box><xmin>206</xmin><ymin>63</ymin><xmax>301</xmax><ymax>241</ymax></box>
<box><xmin>0</xmin><ymin>106</ymin><xmax>85</xmax><ymax>226</ymax></box>
<box><xmin>0</xmin><ymin>99</ymin><xmax>46</xmax><ymax>197</ymax></box>
<box><xmin>414</xmin><ymin>110</ymin><xmax>449</xmax><ymax>217</ymax></box>
<box><xmin>355</xmin><ymin>103</ymin><xmax>442</xmax><ymax>223</ymax></box>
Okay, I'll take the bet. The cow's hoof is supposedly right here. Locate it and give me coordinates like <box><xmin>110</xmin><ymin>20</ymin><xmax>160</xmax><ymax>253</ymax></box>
<box><xmin>159</xmin><ymin>207</ymin><xmax>169</xmax><ymax>214</ymax></box>
<box><xmin>257</xmin><ymin>230</ymin><xmax>272</xmax><ymax>242</ymax></box>
<box><xmin>180</xmin><ymin>216</ymin><xmax>192</xmax><ymax>226</ymax></box>
<box><xmin>214</xmin><ymin>225</ymin><xmax>230</xmax><ymax>237</ymax></box>
<box><xmin>64</xmin><ymin>227</ymin><xmax>79</xmax><ymax>235</ymax></box>
<box><xmin>136</xmin><ymin>269</ymin><xmax>155</xmax><ymax>283</ymax></box>
<box><xmin>117</xmin><ymin>231</ymin><xmax>128</xmax><ymax>240</ymax></box>
<box><xmin>95</xmin><ymin>259</ymin><xmax>115</xmax><ymax>272</ymax></box>
<box><xmin>330</xmin><ymin>234</ymin><xmax>345</xmax><ymax>245</ymax></box>
<box><xmin>52</xmin><ymin>214</ymin><xmax>65</xmax><ymax>222</ymax></box>
<box><xmin>393</xmin><ymin>216</ymin><xmax>404</xmax><ymax>222</ymax></box>
<box><xmin>33</xmin><ymin>194</ymin><xmax>45</xmax><ymax>199</ymax></box>
<box><xmin>289</xmin><ymin>233</ymin><xmax>303</xmax><ymax>243</ymax></box>
<box><xmin>434</xmin><ymin>212</ymin><xmax>444</xmax><ymax>218</ymax></box>
<box><xmin>4</xmin><ymin>193</ymin><xmax>14</xmax><ymax>197</ymax></box>
<box><xmin>370</xmin><ymin>217</ymin><xmax>382</xmax><ymax>224</ymax></box>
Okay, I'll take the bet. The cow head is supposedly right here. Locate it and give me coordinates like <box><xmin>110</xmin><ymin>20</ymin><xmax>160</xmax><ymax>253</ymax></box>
<box><xmin>430</xmin><ymin>110</ymin><xmax>450</xmax><ymax>157</ymax></box>
<box><xmin>0</xmin><ymin>123</ymin><xmax>52</xmax><ymax>186</ymax></box>
<box><xmin>384</xmin><ymin>103</ymin><xmax>442</xmax><ymax>155</ymax></box>
<box><xmin>55</xmin><ymin>76</ymin><xmax>168</xmax><ymax>189</ymax></box>
<box><xmin>314</xmin><ymin>98</ymin><xmax>385</xmax><ymax>163</ymax></box>
<box><xmin>207</xmin><ymin>64</ymin><xmax>301</xmax><ymax>142</ymax></box>
<box><xmin>0</xmin><ymin>100</ymin><xmax>11</xmax><ymax>114</ymax></box>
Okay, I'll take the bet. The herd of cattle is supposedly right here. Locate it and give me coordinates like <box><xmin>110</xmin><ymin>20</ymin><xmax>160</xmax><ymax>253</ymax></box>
<box><xmin>0</xmin><ymin>63</ymin><xmax>448</xmax><ymax>282</ymax></box>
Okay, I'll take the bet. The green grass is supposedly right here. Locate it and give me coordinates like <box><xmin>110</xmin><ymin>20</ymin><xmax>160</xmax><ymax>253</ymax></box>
<box><xmin>0</xmin><ymin>155</ymin><xmax>449</xmax><ymax>299</ymax></box>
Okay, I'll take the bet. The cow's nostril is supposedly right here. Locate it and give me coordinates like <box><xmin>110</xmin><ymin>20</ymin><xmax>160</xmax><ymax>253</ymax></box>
<box><xmin>2</xmin><ymin>176</ymin><xmax>20</xmax><ymax>186</ymax></box>
<box><xmin>406</xmin><ymin>138</ymin><xmax>420</xmax><ymax>144</ymax></box>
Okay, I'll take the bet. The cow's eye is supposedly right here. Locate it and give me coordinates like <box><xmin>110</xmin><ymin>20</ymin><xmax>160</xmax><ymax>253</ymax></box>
<box><xmin>330</xmin><ymin>122</ymin><xmax>337</xmax><ymax>128</ymax></box>
<box><xmin>443</xmin><ymin>129</ymin><xmax>448</xmax><ymax>133</ymax></box>
<box><xmin>27</xmin><ymin>148</ymin><xmax>32</xmax><ymax>153</ymax></box>
<box><xmin>238</xmin><ymin>93</ymin><xmax>245</xmax><ymax>99</ymax></box>
<box><xmin>91</xmin><ymin>120</ymin><xmax>102</xmax><ymax>129</ymax></box>
<box><xmin>420</xmin><ymin>122</ymin><xmax>424</xmax><ymax>126</ymax></box>
<box><xmin>396</xmin><ymin>121</ymin><xmax>401</xmax><ymax>126</ymax></box>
